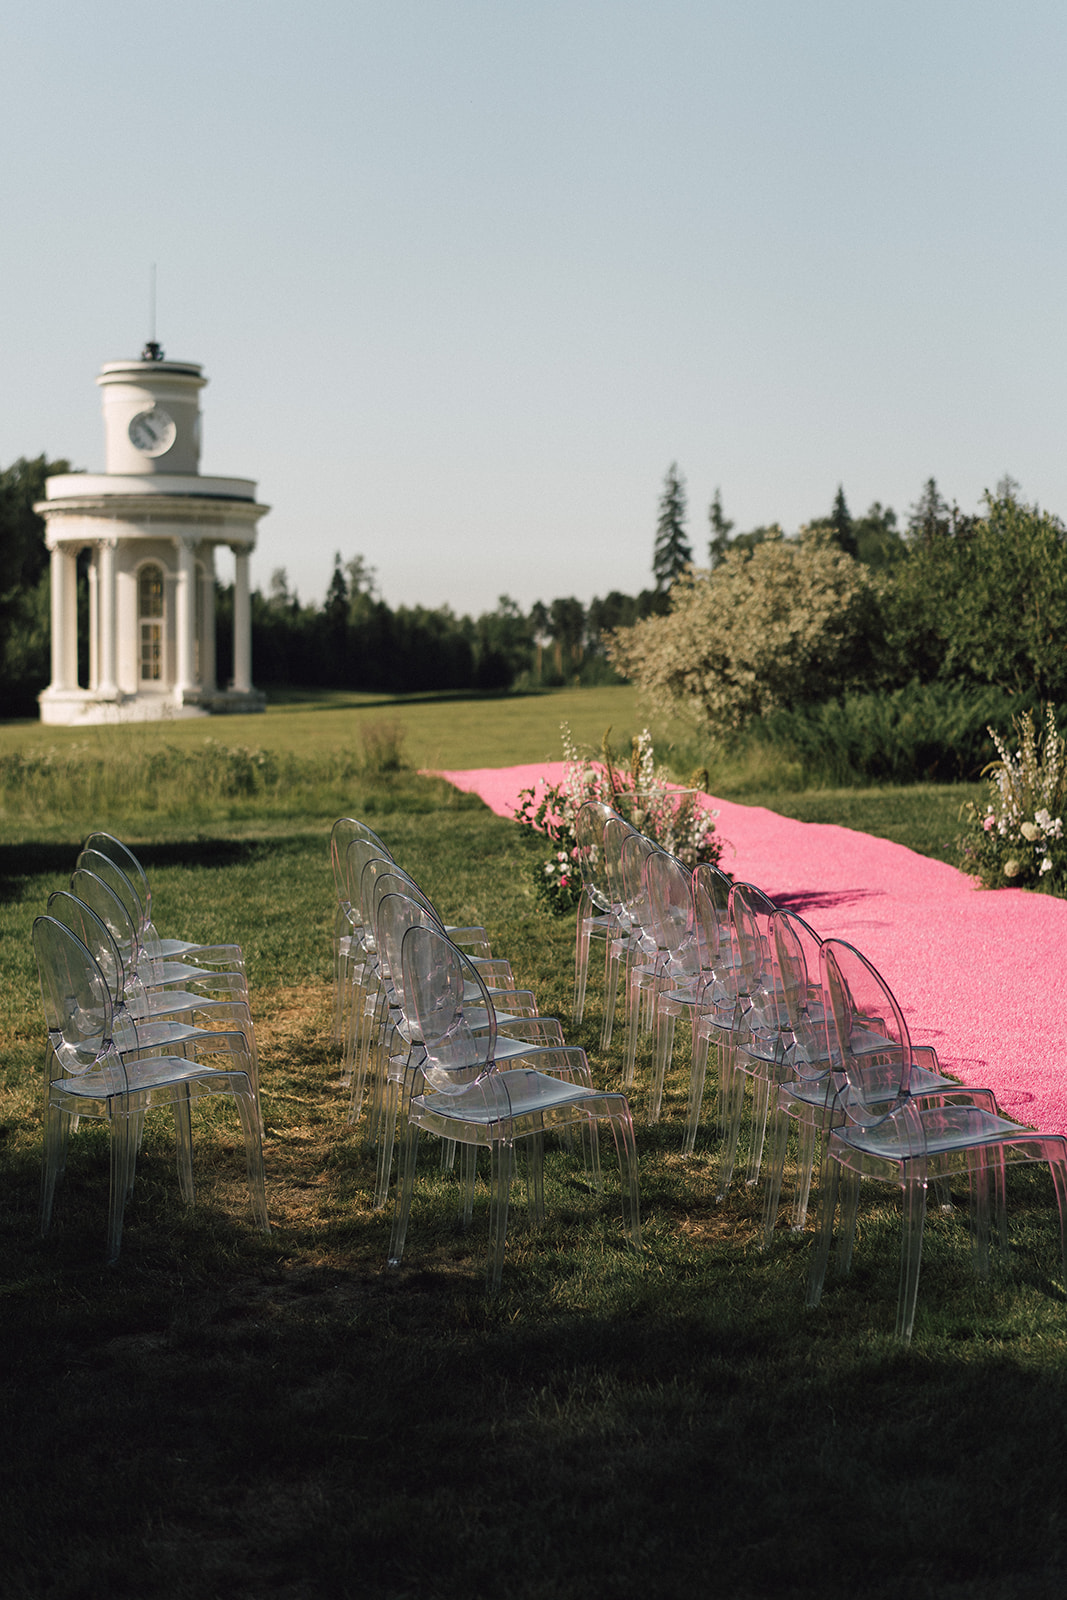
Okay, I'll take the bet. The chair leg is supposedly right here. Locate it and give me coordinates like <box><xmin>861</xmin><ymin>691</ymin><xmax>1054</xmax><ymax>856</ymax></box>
<box><xmin>106</xmin><ymin>1104</ymin><xmax>134</xmax><ymax>1265</ymax></box>
<box><xmin>234</xmin><ymin>1086</ymin><xmax>270</xmax><ymax>1231</ymax></box>
<box><xmin>896</xmin><ymin>1174</ymin><xmax>928</xmax><ymax>1343</ymax></box>
<box><xmin>649</xmin><ymin>1009</ymin><xmax>677</xmax><ymax>1123</ymax></box>
<box><xmin>622</xmin><ymin>976</ymin><xmax>643</xmax><ymax>1087</ymax></box>
<box><xmin>806</xmin><ymin>1153</ymin><xmax>840</xmax><ymax>1309</ymax></box>
<box><xmin>761</xmin><ymin>1099</ymin><xmax>791</xmax><ymax>1247</ymax></box>
<box><xmin>525</xmin><ymin>1131</ymin><xmax>545</xmax><ymax>1227</ymax></box>
<box><xmin>683</xmin><ymin>1025</ymin><xmax>712</xmax><ymax>1156</ymax></box>
<box><xmin>173</xmin><ymin>1087</ymin><xmax>195</xmax><ymax>1205</ymax></box>
<box><xmin>387</xmin><ymin>1123</ymin><xmax>421</xmax><ymax>1266</ymax></box>
<box><xmin>746</xmin><ymin>1073</ymin><xmax>772</xmax><ymax>1186</ymax></box>
<box><xmin>374</xmin><ymin>1078</ymin><xmax>400</xmax><ymax>1210</ymax></box>
<box><xmin>601</xmin><ymin>938</ymin><xmax>621</xmax><ymax>1050</ymax></box>
<box><xmin>792</xmin><ymin>1118</ymin><xmax>819</xmax><ymax>1231</ymax></box>
<box><xmin>486</xmin><ymin>1140</ymin><xmax>514</xmax><ymax>1292</ymax></box>
<box><xmin>606</xmin><ymin>1106</ymin><xmax>642</xmax><ymax>1250</ymax></box>
<box><xmin>574</xmin><ymin>900</ymin><xmax>591</xmax><ymax>1024</ymax></box>
<box><xmin>40</xmin><ymin>1101</ymin><xmax>71</xmax><ymax>1235</ymax></box>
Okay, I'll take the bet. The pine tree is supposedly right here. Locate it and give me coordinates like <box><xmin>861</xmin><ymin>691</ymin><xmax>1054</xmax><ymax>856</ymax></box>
<box><xmin>828</xmin><ymin>485</ymin><xmax>858</xmax><ymax>558</ymax></box>
<box><xmin>653</xmin><ymin>463</ymin><xmax>693</xmax><ymax>590</ymax></box>
<box><xmin>707</xmin><ymin>487</ymin><xmax>734</xmax><ymax>568</ymax></box>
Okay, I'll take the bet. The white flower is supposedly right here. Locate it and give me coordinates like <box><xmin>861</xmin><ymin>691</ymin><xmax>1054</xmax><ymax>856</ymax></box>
<box><xmin>1041</xmin><ymin>856</ymin><xmax>1054</xmax><ymax>875</ymax></box>
<box><xmin>1021</xmin><ymin>821</ymin><xmax>1041</xmax><ymax>842</ymax></box>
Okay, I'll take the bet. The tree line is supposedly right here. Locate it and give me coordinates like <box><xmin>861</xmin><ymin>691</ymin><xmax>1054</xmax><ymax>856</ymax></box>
<box><xmin>0</xmin><ymin>455</ymin><xmax>663</xmax><ymax>714</ymax></box>
<box><xmin>619</xmin><ymin>463</ymin><xmax>1067</xmax><ymax>765</ymax></box>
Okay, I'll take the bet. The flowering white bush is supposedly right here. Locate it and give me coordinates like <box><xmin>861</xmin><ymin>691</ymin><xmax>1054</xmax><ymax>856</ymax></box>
<box><xmin>605</xmin><ymin>533</ymin><xmax>873</xmax><ymax>745</ymax></box>
<box><xmin>958</xmin><ymin>707</ymin><xmax>1067</xmax><ymax>893</ymax></box>
<box><xmin>514</xmin><ymin>724</ymin><xmax>724</xmax><ymax>914</ymax></box>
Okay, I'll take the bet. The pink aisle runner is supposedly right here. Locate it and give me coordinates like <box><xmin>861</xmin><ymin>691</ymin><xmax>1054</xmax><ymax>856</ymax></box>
<box><xmin>435</xmin><ymin>763</ymin><xmax>1067</xmax><ymax>1135</ymax></box>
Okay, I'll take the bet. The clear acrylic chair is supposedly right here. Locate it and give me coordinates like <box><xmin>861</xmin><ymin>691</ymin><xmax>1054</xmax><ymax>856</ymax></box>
<box><xmin>34</xmin><ymin>916</ymin><xmax>269</xmax><ymax>1263</ymax></box>
<box><xmin>47</xmin><ymin>889</ymin><xmax>256</xmax><ymax>1075</ymax></box>
<box><xmin>330</xmin><ymin>817</ymin><xmax>393</xmax><ymax>1051</ymax></box>
<box><xmin>79</xmin><ymin>837</ymin><xmax>245</xmax><ymax>973</ymax></box>
<box><xmin>572</xmin><ymin>800</ymin><xmax>622</xmax><ymax>1025</ymax></box>
<box><xmin>388</xmin><ymin>924</ymin><xmax>641</xmax><ymax>1290</ymax></box>
<box><xmin>807</xmin><ymin>938</ymin><xmax>1067</xmax><ymax>1341</ymax></box>
<box><xmin>69</xmin><ymin>867</ymin><xmax>250</xmax><ymax>1009</ymax></box>
<box><xmin>598</xmin><ymin>815</ymin><xmax>640</xmax><ymax>1049</ymax></box>
<box><xmin>762</xmin><ymin>914</ymin><xmax>1002</xmax><ymax>1247</ymax></box>
<box><xmin>605</xmin><ymin>831</ymin><xmax>663</xmax><ymax>1075</ymax></box>
<box><xmin>681</xmin><ymin>863</ymin><xmax>739</xmax><ymax>1156</ymax></box>
<box><xmin>367</xmin><ymin>889</ymin><xmax>568</xmax><ymax>1209</ymax></box>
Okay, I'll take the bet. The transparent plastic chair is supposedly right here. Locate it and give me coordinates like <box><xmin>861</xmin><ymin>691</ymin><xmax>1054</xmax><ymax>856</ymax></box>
<box><xmin>69</xmin><ymin>867</ymin><xmax>249</xmax><ymax>1007</ymax></box>
<box><xmin>642</xmin><ymin>851</ymin><xmax>703</xmax><ymax>1122</ymax></box>
<box><xmin>606</xmin><ymin>831</ymin><xmax>663</xmax><ymax>1074</ymax></box>
<box><xmin>366</xmin><ymin>889</ymin><xmax>569</xmax><ymax>1209</ymax></box>
<box><xmin>572</xmin><ymin>800</ymin><xmax>622</xmax><ymax>1025</ymax></box>
<box><xmin>806</xmin><ymin>938</ymin><xmax>1065</xmax><ymax>1341</ymax></box>
<box><xmin>47</xmin><ymin>889</ymin><xmax>256</xmax><ymax>1076</ymax></box>
<box><xmin>761</xmin><ymin>914</ymin><xmax>1002</xmax><ymax>1247</ymax></box>
<box><xmin>330</xmin><ymin>818</ymin><xmax>393</xmax><ymax>1051</ymax></box>
<box><xmin>388</xmin><ymin>924</ymin><xmax>641</xmax><ymax>1290</ymax></box>
<box><xmin>598</xmin><ymin>815</ymin><xmax>640</xmax><ymax>1049</ymax></box>
<box><xmin>680</xmin><ymin>863</ymin><xmax>739</xmax><ymax>1156</ymax></box>
<box><xmin>33</xmin><ymin>916</ymin><xmax>269</xmax><ymax>1263</ymax></box>
<box><xmin>715</xmin><ymin>882</ymin><xmax>790</xmax><ymax>1198</ymax></box>
<box><xmin>79</xmin><ymin>836</ymin><xmax>245</xmax><ymax>973</ymax></box>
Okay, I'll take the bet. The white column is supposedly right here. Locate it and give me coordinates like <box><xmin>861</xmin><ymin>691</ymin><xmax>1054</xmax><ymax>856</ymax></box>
<box><xmin>175</xmin><ymin>537</ymin><xmax>197</xmax><ymax>696</ymax></box>
<box><xmin>97</xmin><ymin>538</ymin><xmax>118</xmax><ymax>698</ymax></box>
<box><xmin>48</xmin><ymin>545</ymin><xmax>78</xmax><ymax>691</ymax></box>
<box><xmin>232</xmin><ymin>546</ymin><xmax>252</xmax><ymax>693</ymax></box>
<box><xmin>200</xmin><ymin>558</ymin><xmax>217</xmax><ymax>692</ymax></box>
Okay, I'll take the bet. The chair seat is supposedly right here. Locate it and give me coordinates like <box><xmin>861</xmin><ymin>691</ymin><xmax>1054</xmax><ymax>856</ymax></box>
<box><xmin>838</xmin><ymin>1103</ymin><xmax>1027</xmax><ymax>1163</ymax></box>
<box><xmin>419</xmin><ymin>1068</ymin><xmax>599</xmax><ymax>1126</ymax></box>
<box><xmin>51</xmin><ymin>1053</ymin><xmax>251</xmax><ymax>1100</ymax></box>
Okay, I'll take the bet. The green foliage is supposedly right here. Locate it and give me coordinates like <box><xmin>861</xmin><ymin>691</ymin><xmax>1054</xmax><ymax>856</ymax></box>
<box><xmin>652</xmin><ymin>461</ymin><xmax>693</xmax><ymax>591</ymax></box>
<box><xmin>0</xmin><ymin>455</ymin><xmax>72</xmax><ymax>717</ymax></box>
<box><xmin>609</xmin><ymin>533</ymin><xmax>876</xmax><ymax>745</ymax></box>
<box><xmin>886</xmin><ymin>490</ymin><xmax>1067</xmax><ymax>698</ymax></box>
<box><xmin>752</xmin><ymin>680</ymin><xmax>1020</xmax><ymax>786</ymax></box>
<box><xmin>958</xmin><ymin>706</ymin><xmax>1067</xmax><ymax>893</ymax></box>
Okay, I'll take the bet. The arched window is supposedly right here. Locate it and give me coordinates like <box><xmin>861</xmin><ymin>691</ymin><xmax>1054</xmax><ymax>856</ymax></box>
<box><xmin>138</xmin><ymin>564</ymin><xmax>164</xmax><ymax>682</ymax></box>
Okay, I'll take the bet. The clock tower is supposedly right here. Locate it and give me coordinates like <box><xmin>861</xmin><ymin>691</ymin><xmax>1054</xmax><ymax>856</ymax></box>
<box><xmin>37</xmin><ymin>345</ymin><xmax>269</xmax><ymax>724</ymax></box>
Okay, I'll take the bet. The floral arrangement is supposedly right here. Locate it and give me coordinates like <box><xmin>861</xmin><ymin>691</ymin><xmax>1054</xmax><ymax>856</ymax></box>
<box><xmin>958</xmin><ymin>706</ymin><xmax>1067</xmax><ymax>894</ymax></box>
<box><xmin>514</xmin><ymin>723</ymin><xmax>724</xmax><ymax>914</ymax></box>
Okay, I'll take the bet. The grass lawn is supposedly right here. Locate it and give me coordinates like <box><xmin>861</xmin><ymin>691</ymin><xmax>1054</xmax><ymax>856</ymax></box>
<box><xmin>0</xmin><ymin>690</ymin><xmax>1063</xmax><ymax>1598</ymax></box>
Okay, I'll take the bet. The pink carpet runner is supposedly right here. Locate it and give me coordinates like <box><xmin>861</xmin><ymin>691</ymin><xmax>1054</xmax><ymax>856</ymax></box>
<box><xmin>434</xmin><ymin>762</ymin><xmax>1067</xmax><ymax>1135</ymax></box>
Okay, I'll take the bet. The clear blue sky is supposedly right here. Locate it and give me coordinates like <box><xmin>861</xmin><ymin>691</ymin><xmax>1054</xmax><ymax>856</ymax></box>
<box><xmin>3</xmin><ymin>1</ymin><xmax>1065</xmax><ymax>614</ymax></box>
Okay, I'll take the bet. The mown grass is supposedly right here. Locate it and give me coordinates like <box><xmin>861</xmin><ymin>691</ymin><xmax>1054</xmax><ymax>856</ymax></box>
<box><xmin>1</xmin><ymin>694</ymin><xmax>1065</xmax><ymax>1598</ymax></box>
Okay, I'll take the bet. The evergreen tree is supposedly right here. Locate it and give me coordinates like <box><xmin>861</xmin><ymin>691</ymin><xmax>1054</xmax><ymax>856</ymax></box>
<box><xmin>828</xmin><ymin>484</ymin><xmax>858</xmax><ymax>558</ymax></box>
<box><xmin>707</xmin><ymin>487</ymin><xmax>735</xmax><ymax>568</ymax></box>
<box><xmin>653</xmin><ymin>462</ymin><xmax>692</xmax><ymax>590</ymax></box>
<box><xmin>907</xmin><ymin>477</ymin><xmax>951</xmax><ymax>546</ymax></box>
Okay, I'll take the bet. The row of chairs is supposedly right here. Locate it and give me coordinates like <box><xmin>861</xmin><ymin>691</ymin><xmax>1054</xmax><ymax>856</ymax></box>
<box><xmin>329</xmin><ymin>817</ymin><xmax>641</xmax><ymax>1290</ymax></box>
<box><xmin>572</xmin><ymin>798</ymin><xmax>1067</xmax><ymax>1342</ymax></box>
<box><xmin>32</xmin><ymin>833</ymin><xmax>269</xmax><ymax>1262</ymax></box>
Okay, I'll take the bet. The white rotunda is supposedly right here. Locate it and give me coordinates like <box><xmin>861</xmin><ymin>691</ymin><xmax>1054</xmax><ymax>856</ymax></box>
<box><xmin>37</xmin><ymin>346</ymin><xmax>269</xmax><ymax>724</ymax></box>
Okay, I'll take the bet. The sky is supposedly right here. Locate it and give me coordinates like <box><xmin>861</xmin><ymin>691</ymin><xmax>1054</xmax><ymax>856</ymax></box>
<box><xmin>3</xmin><ymin>1</ymin><xmax>1066</xmax><ymax>615</ymax></box>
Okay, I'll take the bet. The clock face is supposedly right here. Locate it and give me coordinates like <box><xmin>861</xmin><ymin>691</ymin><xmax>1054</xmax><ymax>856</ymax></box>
<box><xmin>128</xmin><ymin>406</ymin><xmax>177</xmax><ymax>457</ymax></box>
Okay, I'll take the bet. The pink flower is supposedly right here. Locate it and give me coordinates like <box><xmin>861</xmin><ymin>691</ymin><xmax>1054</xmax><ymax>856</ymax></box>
<box><xmin>983</xmin><ymin>815</ymin><xmax>996</xmax><ymax>832</ymax></box>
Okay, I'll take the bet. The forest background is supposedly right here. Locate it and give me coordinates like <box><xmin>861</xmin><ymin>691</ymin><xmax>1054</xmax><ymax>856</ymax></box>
<box><xmin>4</xmin><ymin>454</ymin><xmax>1066</xmax><ymax>793</ymax></box>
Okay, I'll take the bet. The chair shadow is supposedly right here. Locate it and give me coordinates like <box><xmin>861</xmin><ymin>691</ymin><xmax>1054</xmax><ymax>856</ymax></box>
<box><xmin>772</xmin><ymin>886</ymin><xmax>883</xmax><ymax>914</ymax></box>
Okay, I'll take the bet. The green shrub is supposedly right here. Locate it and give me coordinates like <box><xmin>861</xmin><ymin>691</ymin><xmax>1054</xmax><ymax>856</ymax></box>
<box><xmin>606</xmin><ymin>533</ymin><xmax>877</xmax><ymax>745</ymax></box>
<box><xmin>751</xmin><ymin>681</ymin><xmax>1022</xmax><ymax>786</ymax></box>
